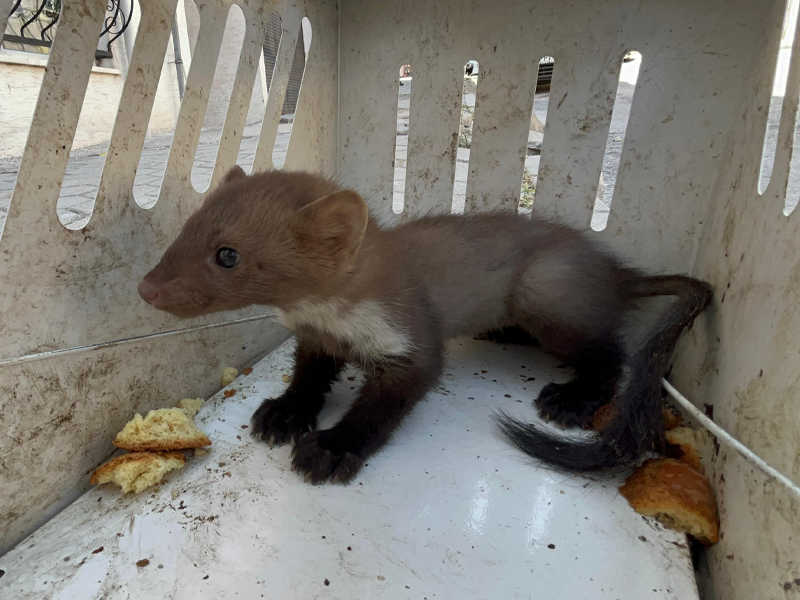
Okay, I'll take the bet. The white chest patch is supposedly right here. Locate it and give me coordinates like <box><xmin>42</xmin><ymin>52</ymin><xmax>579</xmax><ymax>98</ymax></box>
<box><xmin>275</xmin><ymin>299</ymin><xmax>414</xmax><ymax>360</ymax></box>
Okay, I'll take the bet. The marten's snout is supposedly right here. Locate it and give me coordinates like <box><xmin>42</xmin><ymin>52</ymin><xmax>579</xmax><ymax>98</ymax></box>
<box><xmin>138</xmin><ymin>279</ymin><xmax>160</xmax><ymax>304</ymax></box>
<box><xmin>136</xmin><ymin>271</ymin><xmax>213</xmax><ymax>318</ymax></box>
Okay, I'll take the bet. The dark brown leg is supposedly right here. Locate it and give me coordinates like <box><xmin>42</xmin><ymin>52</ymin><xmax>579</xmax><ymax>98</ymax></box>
<box><xmin>251</xmin><ymin>339</ymin><xmax>344</xmax><ymax>445</ymax></box>
<box><xmin>534</xmin><ymin>339</ymin><xmax>624</xmax><ymax>429</ymax></box>
<box><xmin>291</xmin><ymin>350</ymin><xmax>444</xmax><ymax>484</ymax></box>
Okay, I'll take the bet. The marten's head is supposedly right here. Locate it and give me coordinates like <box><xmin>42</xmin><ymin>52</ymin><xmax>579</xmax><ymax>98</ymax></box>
<box><xmin>138</xmin><ymin>167</ymin><xmax>370</xmax><ymax>319</ymax></box>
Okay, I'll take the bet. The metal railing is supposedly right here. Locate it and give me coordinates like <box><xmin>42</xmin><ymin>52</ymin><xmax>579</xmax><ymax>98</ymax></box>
<box><xmin>3</xmin><ymin>0</ymin><xmax>133</xmax><ymax>59</ymax></box>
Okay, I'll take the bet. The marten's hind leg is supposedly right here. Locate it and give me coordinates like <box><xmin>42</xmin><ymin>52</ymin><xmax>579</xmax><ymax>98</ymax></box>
<box><xmin>508</xmin><ymin>252</ymin><xmax>629</xmax><ymax>428</ymax></box>
<box><xmin>532</xmin><ymin>340</ymin><xmax>623</xmax><ymax>428</ymax></box>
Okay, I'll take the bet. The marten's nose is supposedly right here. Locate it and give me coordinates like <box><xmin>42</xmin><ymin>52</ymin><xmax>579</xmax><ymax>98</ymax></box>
<box><xmin>138</xmin><ymin>280</ymin><xmax>160</xmax><ymax>304</ymax></box>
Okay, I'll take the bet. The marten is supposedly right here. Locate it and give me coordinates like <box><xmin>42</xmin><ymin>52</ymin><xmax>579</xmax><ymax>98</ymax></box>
<box><xmin>138</xmin><ymin>167</ymin><xmax>712</xmax><ymax>484</ymax></box>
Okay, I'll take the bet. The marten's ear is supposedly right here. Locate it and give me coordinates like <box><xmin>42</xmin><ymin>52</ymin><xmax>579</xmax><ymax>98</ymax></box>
<box><xmin>221</xmin><ymin>165</ymin><xmax>247</xmax><ymax>185</ymax></box>
<box><xmin>295</xmin><ymin>190</ymin><xmax>369</xmax><ymax>265</ymax></box>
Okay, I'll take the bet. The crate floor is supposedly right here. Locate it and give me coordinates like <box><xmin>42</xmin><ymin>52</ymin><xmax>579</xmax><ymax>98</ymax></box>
<box><xmin>0</xmin><ymin>338</ymin><xmax>698</xmax><ymax>599</ymax></box>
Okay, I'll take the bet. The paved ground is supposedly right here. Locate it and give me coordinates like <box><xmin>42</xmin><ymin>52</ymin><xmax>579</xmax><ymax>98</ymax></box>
<box><xmin>2</xmin><ymin>78</ymin><xmax>793</xmax><ymax>235</ymax></box>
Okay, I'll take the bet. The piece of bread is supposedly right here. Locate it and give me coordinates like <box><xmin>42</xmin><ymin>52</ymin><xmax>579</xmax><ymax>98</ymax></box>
<box><xmin>177</xmin><ymin>397</ymin><xmax>204</xmax><ymax>418</ymax></box>
<box><xmin>221</xmin><ymin>367</ymin><xmax>238</xmax><ymax>387</ymax></box>
<box><xmin>619</xmin><ymin>458</ymin><xmax>719</xmax><ymax>545</ymax></box>
<box><xmin>114</xmin><ymin>408</ymin><xmax>211</xmax><ymax>452</ymax></box>
<box><xmin>665</xmin><ymin>427</ymin><xmax>705</xmax><ymax>474</ymax></box>
<box><xmin>91</xmin><ymin>452</ymin><xmax>185</xmax><ymax>494</ymax></box>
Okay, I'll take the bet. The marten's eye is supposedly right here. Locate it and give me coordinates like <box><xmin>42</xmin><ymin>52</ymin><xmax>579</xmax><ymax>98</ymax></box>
<box><xmin>216</xmin><ymin>248</ymin><xmax>240</xmax><ymax>269</ymax></box>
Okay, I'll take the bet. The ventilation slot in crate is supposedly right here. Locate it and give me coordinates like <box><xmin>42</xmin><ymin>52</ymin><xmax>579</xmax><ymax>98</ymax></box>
<box><xmin>393</xmin><ymin>64</ymin><xmax>413</xmax><ymax>214</ymax></box>
<box><xmin>452</xmin><ymin>60</ymin><xmax>479</xmax><ymax>213</ymax></box>
<box><xmin>273</xmin><ymin>17</ymin><xmax>312</xmax><ymax>170</ymax></box>
<box><xmin>591</xmin><ymin>51</ymin><xmax>641</xmax><ymax>231</ymax></box>
<box><xmin>519</xmin><ymin>57</ymin><xmax>555</xmax><ymax>213</ymax></box>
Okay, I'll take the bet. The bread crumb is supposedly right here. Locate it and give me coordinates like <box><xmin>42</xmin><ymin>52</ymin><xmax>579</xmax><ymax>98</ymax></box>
<box><xmin>221</xmin><ymin>367</ymin><xmax>238</xmax><ymax>387</ymax></box>
<box><xmin>195</xmin><ymin>448</ymin><xmax>209</xmax><ymax>457</ymax></box>
<box><xmin>171</xmin><ymin>488</ymin><xmax>181</xmax><ymax>498</ymax></box>
<box><xmin>224</xmin><ymin>389</ymin><xmax>236</xmax><ymax>398</ymax></box>
<box><xmin>136</xmin><ymin>559</ymin><xmax>150</xmax><ymax>567</ymax></box>
<box><xmin>243</xmin><ymin>367</ymin><xmax>253</xmax><ymax>375</ymax></box>
<box><xmin>177</xmin><ymin>398</ymin><xmax>204</xmax><ymax>418</ymax></box>
<box><xmin>282</xmin><ymin>374</ymin><xmax>291</xmax><ymax>383</ymax></box>
<box><xmin>91</xmin><ymin>452</ymin><xmax>185</xmax><ymax>494</ymax></box>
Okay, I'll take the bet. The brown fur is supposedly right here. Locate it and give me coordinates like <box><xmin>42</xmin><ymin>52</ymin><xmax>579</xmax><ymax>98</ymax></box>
<box><xmin>139</xmin><ymin>167</ymin><xmax>712</xmax><ymax>483</ymax></box>
<box><xmin>141</xmin><ymin>169</ymin><xmax>634</xmax><ymax>350</ymax></box>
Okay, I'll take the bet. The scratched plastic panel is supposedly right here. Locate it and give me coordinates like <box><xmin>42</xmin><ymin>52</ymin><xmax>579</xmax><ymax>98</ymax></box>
<box><xmin>339</xmin><ymin>0</ymin><xmax>749</xmax><ymax>274</ymax></box>
<box><xmin>669</xmin><ymin>0</ymin><xmax>800</xmax><ymax>596</ymax></box>
<box><xmin>0</xmin><ymin>0</ymin><xmax>336</xmax><ymax>360</ymax></box>
<box><xmin>2</xmin><ymin>1</ymin><xmax>799</xmax><ymax>597</ymax></box>
<box><xmin>338</xmin><ymin>6</ymin><xmax>799</xmax><ymax>596</ymax></box>
<box><xmin>0</xmin><ymin>0</ymin><xmax>338</xmax><ymax>552</ymax></box>
<box><xmin>0</xmin><ymin>320</ymin><xmax>289</xmax><ymax>556</ymax></box>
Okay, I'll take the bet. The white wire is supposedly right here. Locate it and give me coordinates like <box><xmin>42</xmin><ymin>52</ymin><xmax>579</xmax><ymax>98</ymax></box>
<box><xmin>662</xmin><ymin>378</ymin><xmax>800</xmax><ymax>503</ymax></box>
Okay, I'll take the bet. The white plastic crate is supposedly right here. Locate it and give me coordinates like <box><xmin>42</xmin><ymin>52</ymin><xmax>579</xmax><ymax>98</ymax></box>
<box><xmin>1</xmin><ymin>0</ymin><xmax>799</xmax><ymax>597</ymax></box>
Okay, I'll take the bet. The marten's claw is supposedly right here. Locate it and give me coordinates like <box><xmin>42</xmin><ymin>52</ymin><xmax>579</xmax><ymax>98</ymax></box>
<box><xmin>291</xmin><ymin>430</ymin><xmax>364</xmax><ymax>485</ymax></box>
<box><xmin>250</xmin><ymin>394</ymin><xmax>318</xmax><ymax>447</ymax></box>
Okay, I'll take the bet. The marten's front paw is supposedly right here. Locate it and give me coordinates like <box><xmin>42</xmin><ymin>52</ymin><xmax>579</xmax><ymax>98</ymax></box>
<box><xmin>291</xmin><ymin>430</ymin><xmax>364</xmax><ymax>485</ymax></box>
<box><xmin>251</xmin><ymin>394</ymin><xmax>317</xmax><ymax>446</ymax></box>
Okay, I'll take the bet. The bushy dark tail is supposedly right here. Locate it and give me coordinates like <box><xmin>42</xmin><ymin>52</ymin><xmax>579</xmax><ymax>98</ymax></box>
<box><xmin>498</xmin><ymin>275</ymin><xmax>713</xmax><ymax>472</ymax></box>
